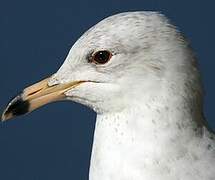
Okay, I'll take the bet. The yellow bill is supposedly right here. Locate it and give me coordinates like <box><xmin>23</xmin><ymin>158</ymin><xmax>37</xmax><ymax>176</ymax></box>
<box><xmin>1</xmin><ymin>76</ymin><xmax>85</xmax><ymax>121</ymax></box>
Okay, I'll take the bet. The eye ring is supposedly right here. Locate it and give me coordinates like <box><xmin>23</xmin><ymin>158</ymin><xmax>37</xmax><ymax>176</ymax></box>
<box><xmin>89</xmin><ymin>50</ymin><xmax>112</xmax><ymax>65</ymax></box>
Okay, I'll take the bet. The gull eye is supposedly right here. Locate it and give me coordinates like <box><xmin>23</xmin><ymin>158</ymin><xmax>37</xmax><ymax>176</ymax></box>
<box><xmin>90</xmin><ymin>50</ymin><xmax>112</xmax><ymax>64</ymax></box>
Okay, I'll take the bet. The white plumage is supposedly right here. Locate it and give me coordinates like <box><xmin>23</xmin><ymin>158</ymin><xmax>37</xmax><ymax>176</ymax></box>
<box><xmin>4</xmin><ymin>11</ymin><xmax>215</xmax><ymax>180</ymax></box>
<box><xmin>48</xmin><ymin>11</ymin><xmax>215</xmax><ymax>180</ymax></box>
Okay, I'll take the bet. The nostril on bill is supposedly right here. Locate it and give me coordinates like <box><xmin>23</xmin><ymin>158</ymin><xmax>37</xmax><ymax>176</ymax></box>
<box><xmin>27</xmin><ymin>88</ymin><xmax>43</xmax><ymax>96</ymax></box>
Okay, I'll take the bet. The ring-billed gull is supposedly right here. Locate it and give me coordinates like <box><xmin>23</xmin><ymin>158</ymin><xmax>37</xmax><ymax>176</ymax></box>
<box><xmin>1</xmin><ymin>11</ymin><xmax>215</xmax><ymax>180</ymax></box>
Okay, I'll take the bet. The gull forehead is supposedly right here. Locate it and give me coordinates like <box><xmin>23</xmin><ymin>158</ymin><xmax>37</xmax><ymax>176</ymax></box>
<box><xmin>70</xmin><ymin>11</ymin><xmax>169</xmax><ymax>53</ymax></box>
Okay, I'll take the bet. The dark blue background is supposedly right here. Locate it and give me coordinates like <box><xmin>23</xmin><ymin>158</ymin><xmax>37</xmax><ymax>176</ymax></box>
<box><xmin>0</xmin><ymin>0</ymin><xmax>214</xmax><ymax>179</ymax></box>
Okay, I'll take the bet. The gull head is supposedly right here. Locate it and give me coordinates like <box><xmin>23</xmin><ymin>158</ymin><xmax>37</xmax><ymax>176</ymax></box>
<box><xmin>1</xmin><ymin>12</ymin><xmax>203</xmax><ymax>121</ymax></box>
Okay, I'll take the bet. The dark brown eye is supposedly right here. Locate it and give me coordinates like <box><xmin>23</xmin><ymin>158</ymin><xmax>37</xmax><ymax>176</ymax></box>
<box><xmin>90</xmin><ymin>50</ymin><xmax>112</xmax><ymax>64</ymax></box>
